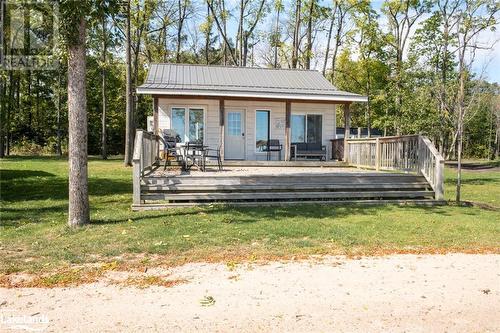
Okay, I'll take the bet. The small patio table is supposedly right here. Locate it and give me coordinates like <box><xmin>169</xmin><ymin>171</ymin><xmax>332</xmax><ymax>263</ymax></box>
<box><xmin>182</xmin><ymin>143</ymin><xmax>208</xmax><ymax>171</ymax></box>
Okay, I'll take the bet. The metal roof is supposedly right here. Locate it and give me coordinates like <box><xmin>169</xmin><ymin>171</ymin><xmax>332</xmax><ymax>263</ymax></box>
<box><xmin>136</xmin><ymin>63</ymin><xmax>367</xmax><ymax>103</ymax></box>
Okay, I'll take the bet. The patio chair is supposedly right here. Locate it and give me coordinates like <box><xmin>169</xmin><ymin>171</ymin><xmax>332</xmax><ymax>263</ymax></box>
<box><xmin>203</xmin><ymin>143</ymin><xmax>223</xmax><ymax>171</ymax></box>
<box><xmin>162</xmin><ymin>129</ymin><xmax>180</xmax><ymax>170</ymax></box>
<box><xmin>264</xmin><ymin>139</ymin><xmax>283</xmax><ymax>161</ymax></box>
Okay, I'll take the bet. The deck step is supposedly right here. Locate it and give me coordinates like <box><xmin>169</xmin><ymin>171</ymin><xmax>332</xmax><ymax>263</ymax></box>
<box><xmin>141</xmin><ymin>190</ymin><xmax>434</xmax><ymax>202</ymax></box>
<box><xmin>142</xmin><ymin>174</ymin><xmax>429</xmax><ymax>186</ymax></box>
<box><xmin>133</xmin><ymin>199</ymin><xmax>446</xmax><ymax>210</ymax></box>
<box><xmin>141</xmin><ymin>183</ymin><xmax>431</xmax><ymax>192</ymax></box>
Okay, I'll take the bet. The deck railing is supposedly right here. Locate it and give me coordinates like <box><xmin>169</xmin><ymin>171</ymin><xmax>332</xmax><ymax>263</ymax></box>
<box><xmin>132</xmin><ymin>129</ymin><xmax>160</xmax><ymax>204</ymax></box>
<box><xmin>346</xmin><ymin>135</ymin><xmax>445</xmax><ymax>200</ymax></box>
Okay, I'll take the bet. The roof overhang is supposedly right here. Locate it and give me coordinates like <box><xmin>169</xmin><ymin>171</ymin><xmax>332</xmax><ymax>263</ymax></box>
<box><xmin>136</xmin><ymin>87</ymin><xmax>368</xmax><ymax>103</ymax></box>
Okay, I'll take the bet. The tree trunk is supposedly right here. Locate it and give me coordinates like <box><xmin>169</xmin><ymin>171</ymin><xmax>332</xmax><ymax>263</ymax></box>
<box><xmin>124</xmin><ymin>0</ymin><xmax>134</xmax><ymax>166</ymax></box>
<box><xmin>0</xmin><ymin>77</ymin><xmax>5</xmax><ymax>158</ymax></box>
<box><xmin>176</xmin><ymin>0</ymin><xmax>184</xmax><ymax>63</ymax></box>
<box><xmin>221</xmin><ymin>0</ymin><xmax>228</xmax><ymax>65</ymax></box>
<box><xmin>101</xmin><ymin>11</ymin><xmax>107</xmax><ymax>160</ymax></box>
<box><xmin>56</xmin><ymin>71</ymin><xmax>62</xmax><ymax>156</ymax></box>
<box><xmin>238</xmin><ymin>0</ymin><xmax>244</xmax><ymax>66</ymax></box>
<box><xmin>291</xmin><ymin>0</ymin><xmax>301</xmax><ymax>68</ymax></box>
<box><xmin>67</xmin><ymin>17</ymin><xmax>89</xmax><ymax>227</ymax></box>
<box><xmin>305</xmin><ymin>0</ymin><xmax>315</xmax><ymax>70</ymax></box>
<box><xmin>322</xmin><ymin>6</ymin><xmax>335</xmax><ymax>76</ymax></box>
<box><xmin>273</xmin><ymin>5</ymin><xmax>281</xmax><ymax>68</ymax></box>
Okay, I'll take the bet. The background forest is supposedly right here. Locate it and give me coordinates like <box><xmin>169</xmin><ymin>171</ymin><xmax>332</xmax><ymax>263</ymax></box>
<box><xmin>0</xmin><ymin>0</ymin><xmax>499</xmax><ymax>160</ymax></box>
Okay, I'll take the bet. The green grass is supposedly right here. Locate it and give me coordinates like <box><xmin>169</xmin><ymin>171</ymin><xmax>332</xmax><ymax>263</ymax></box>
<box><xmin>1</xmin><ymin>156</ymin><xmax>499</xmax><ymax>274</ymax></box>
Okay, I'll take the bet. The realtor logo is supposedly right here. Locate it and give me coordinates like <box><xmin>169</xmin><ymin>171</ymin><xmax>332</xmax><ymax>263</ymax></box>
<box><xmin>0</xmin><ymin>310</ymin><xmax>49</xmax><ymax>332</ymax></box>
<box><xmin>0</xmin><ymin>0</ymin><xmax>59</xmax><ymax>70</ymax></box>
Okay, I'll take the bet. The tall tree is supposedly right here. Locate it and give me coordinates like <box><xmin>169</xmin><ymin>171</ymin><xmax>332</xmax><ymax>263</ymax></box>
<box><xmin>272</xmin><ymin>0</ymin><xmax>284</xmax><ymax>68</ymax></box>
<box><xmin>101</xmin><ymin>0</ymin><xmax>108</xmax><ymax>160</ymax></box>
<box><xmin>453</xmin><ymin>0</ymin><xmax>499</xmax><ymax>202</ymax></box>
<box><xmin>304</xmin><ymin>0</ymin><xmax>316</xmax><ymax>69</ymax></box>
<box><xmin>176</xmin><ymin>0</ymin><xmax>190</xmax><ymax>62</ymax></box>
<box><xmin>124</xmin><ymin>0</ymin><xmax>134</xmax><ymax>166</ymax></box>
<box><xmin>291</xmin><ymin>0</ymin><xmax>301</xmax><ymax>68</ymax></box>
<box><xmin>60</xmin><ymin>1</ymin><xmax>91</xmax><ymax>227</ymax></box>
<box><xmin>383</xmin><ymin>0</ymin><xmax>429</xmax><ymax>134</ymax></box>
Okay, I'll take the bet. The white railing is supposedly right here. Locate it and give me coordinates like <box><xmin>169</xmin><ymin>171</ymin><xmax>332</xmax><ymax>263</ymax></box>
<box><xmin>346</xmin><ymin>135</ymin><xmax>445</xmax><ymax>200</ymax></box>
<box><xmin>132</xmin><ymin>129</ymin><xmax>160</xmax><ymax>205</ymax></box>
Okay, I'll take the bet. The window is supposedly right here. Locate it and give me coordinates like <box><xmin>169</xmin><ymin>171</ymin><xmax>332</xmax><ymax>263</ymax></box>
<box><xmin>171</xmin><ymin>108</ymin><xmax>186</xmax><ymax>143</ymax></box>
<box><xmin>291</xmin><ymin>115</ymin><xmax>305</xmax><ymax>143</ymax></box>
<box><xmin>291</xmin><ymin>114</ymin><xmax>322</xmax><ymax>144</ymax></box>
<box><xmin>256</xmin><ymin>110</ymin><xmax>270</xmax><ymax>152</ymax></box>
<box><xmin>171</xmin><ymin>107</ymin><xmax>204</xmax><ymax>143</ymax></box>
<box><xmin>227</xmin><ymin>112</ymin><xmax>241</xmax><ymax>136</ymax></box>
<box><xmin>189</xmin><ymin>109</ymin><xmax>204</xmax><ymax>143</ymax></box>
<box><xmin>307</xmin><ymin>114</ymin><xmax>322</xmax><ymax>144</ymax></box>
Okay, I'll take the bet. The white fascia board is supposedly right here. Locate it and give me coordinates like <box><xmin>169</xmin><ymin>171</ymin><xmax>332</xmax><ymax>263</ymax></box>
<box><xmin>136</xmin><ymin>87</ymin><xmax>368</xmax><ymax>103</ymax></box>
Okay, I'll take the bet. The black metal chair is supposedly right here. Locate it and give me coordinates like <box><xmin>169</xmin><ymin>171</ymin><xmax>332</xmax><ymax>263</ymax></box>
<box><xmin>264</xmin><ymin>139</ymin><xmax>283</xmax><ymax>161</ymax></box>
<box><xmin>203</xmin><ymin>143</ymin><xmax>223</xmax><ymax>171</ymax></box>
<box><xmin>162</xmin><ymin>130</ymin><xmax>180</xmax><ymax>170</ymax></box>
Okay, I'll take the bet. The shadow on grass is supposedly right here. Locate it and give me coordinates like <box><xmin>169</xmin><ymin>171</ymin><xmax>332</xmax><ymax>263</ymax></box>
<box><xmin>91</xmin><ymin>203</ymin><xmax>461</xmax><ymax>225</ymax></box>
<box><xmin>0</xmin><ymin>169</ymin><xmax>56</xmax><ymax>180</ymax></box>
<box><xmin>1</xmin><ymin>176</ymin><xmax>131</xmax><ymax>202</ymax></box>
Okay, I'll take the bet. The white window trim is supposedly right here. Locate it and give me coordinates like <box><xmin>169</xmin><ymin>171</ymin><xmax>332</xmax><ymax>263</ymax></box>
<box><xmin>254</xmin><ymin>109</ymin><xmax>272</xmax><ymax>155</ymax></box>
<box><xmin>169</xmin><ymin>105</ymin><xmax>207</xmax><ymax>145</ymax></box>
<box><xmin>291</xmin><ymin>112</ymin><xmax>323</xmax><ymax>144</ymax></box>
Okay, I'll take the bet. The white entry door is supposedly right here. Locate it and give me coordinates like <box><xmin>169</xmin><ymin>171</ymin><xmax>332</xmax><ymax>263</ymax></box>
<box><xmin>224</xmin><ymin>110</ymin><xmax>245</xmax><ymax>159</ymax></box>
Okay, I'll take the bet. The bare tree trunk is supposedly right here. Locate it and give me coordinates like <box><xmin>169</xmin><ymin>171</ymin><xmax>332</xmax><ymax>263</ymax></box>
<box><xmin>273</xmin><ymin>4</ymin><xmax>281</xmax><ymax>68</ymax></box>
<box><xmin>0</xmin><ymin>77</ymin><xmax>5</xmax><ymax>158</ymax></box>
<box><xmin>205</xmin><ymin>3</ymin><xmax>210</xmax><ymax>64</ymax></box>
<box><xmin>322</xmin><ymin>5</ymin><xmax>336</xmax><ymax>76</ymax></box>
<box><xmin>305</xmin><ymin>0</ymin><xmax>315</xmax><ymax>70</ymax></box>
<box><xmin>238</xmin><ymin>0</ymin><xmax>244</xmax><ymax>66</ymax></box>
<box><xmin>124</xmin><ymin>0</ymin><xmax>133</xmax><ymax>166</ymax></box>
<box><xmin>221</xmin><ymin>0</ymin><xmax>228</xmax><ymax>65</ymax></box>
<box><xmin>207</xmin><ymin>0</ymin><xmax>239</xmax><ymax>65</ymax></box>
<box><xmin>291</xmin><ymin>0</ymin><xmax>301</xmax><ymax>68</ymax></box>
<box><xmin>101</xmin><ymin>11</ymin><xmax>107</xmax><ymax>160</ymax></box>
<box><xmin>55</xmin><ymin>66</ymin><xmax>62</xmax><ymax>156</ymax></box>
<box><xmin>176</xmin><ymin>0</ymin><xmax>187</xmax><ymax>63</ymax></box>
<box><xmin>67</xmin><ymin>17</ymin><xmax>89</xmax><ymax>227</ymax></box>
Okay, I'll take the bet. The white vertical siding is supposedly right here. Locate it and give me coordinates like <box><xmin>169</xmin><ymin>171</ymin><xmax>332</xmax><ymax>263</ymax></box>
<box><xmin>157</xmin><ymin>98</ymin><xmax>337</xmax><ymax>160</ymax></box>
<box><xmin>225</xmin><ymin>100</ymin><xmax>286</xmax><ymax>160</ymax></box>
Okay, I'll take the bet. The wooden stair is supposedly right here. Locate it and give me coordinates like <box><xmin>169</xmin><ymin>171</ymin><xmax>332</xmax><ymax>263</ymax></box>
<box><xmin>133</xmin><ymin>173</ymin><xmax>439</xmax><ymax>209</ymax></box>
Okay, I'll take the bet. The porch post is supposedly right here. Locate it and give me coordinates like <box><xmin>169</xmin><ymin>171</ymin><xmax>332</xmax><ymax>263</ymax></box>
<box><xmin>153</xmin><ymin>97</ymin><xmax>159</xmax><ymax>135</ymax></box>
<box><xmin>219</xmin><ymin>98</ymin><xmax>225</xmax><ymax>161</ymax></box>
<box><xmin>343</xmin><ymin>103</ymin><xmax>351</xmax><ymax>162</ymax></box>
<box><xmin>285</xmin><ymin>101</ymin><xmax>291</xmax><ymax>161</ymax></box>
<box><xmin>153</xmin><ymin>97</ymin><xmax>159</xmax><ymax>162</ymax></box>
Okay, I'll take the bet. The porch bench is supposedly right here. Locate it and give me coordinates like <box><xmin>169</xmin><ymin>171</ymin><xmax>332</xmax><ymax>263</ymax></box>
<box><xmin>291</xmin><ymin>143</ymin><xmax>327</xmax><ymax>161</ymax></box>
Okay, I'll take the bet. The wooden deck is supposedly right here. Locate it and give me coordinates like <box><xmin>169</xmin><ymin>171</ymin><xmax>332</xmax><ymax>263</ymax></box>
<box><xmin>132</xmin><ymin>132</ymin><xmax>445</xmax><ymax>210</ymax></box>
<box><xmin>132</xmin><ymin>166</ymin><xmax>440</xmax><ymax>210</ymax></box>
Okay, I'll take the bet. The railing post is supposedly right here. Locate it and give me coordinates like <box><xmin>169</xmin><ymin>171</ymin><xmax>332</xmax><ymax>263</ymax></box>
<box><xmin>375</xmin><ymin>138</ymin><xmax>380</xmax><ymax>171</ymax></box>
<box><xmin>132</xmin><ymin>130</ymin><xmax>144</xmax><ymax>206</ymax></box>
<box><xmin>435</xmin><ymin>158</ymin><xmax>445</xmax><ymax>201</ymax></box>
<box><xmin>133</xmin><ymin>160</ymin><xmax>141</xmax><ymax>205</ymax></box>
<box><xmin>343</xmin><ymin>104</ymin><xmax>351</xmax><ymax>163</ymax></box>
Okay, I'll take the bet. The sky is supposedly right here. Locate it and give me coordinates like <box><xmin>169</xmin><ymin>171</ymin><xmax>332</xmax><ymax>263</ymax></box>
<box><xmin>205</xmin><ymin>0</ymin><xmax>500</xmax><ymax>83</ymax></box>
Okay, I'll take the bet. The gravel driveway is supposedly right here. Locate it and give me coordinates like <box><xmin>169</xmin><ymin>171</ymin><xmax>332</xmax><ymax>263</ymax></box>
<box><xmin>1</xmin><ymin>254</ymin><xmax>499</xmax><ymax>332</ymax></box>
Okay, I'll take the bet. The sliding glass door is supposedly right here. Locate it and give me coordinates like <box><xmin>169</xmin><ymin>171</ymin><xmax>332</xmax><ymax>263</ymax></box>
<box><xmin>291</xmin><ymin>114</ymin><xmax>322</xmax><ymax>144</ymax></box>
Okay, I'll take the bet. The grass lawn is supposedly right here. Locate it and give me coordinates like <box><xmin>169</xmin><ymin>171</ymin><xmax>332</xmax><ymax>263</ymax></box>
<box><xmin>1</xmin><ymin>156</ymin><xmax>499</xmax><ymax>276</ymax></box>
